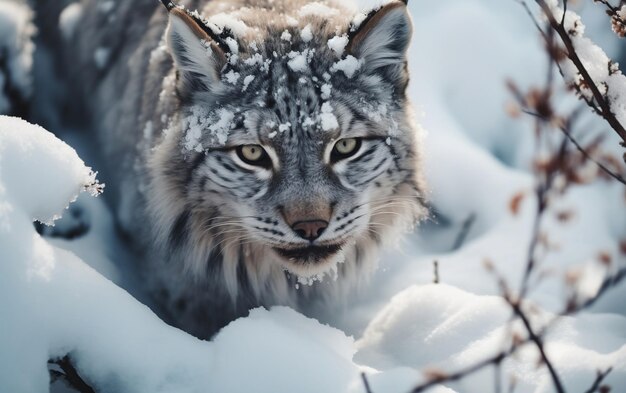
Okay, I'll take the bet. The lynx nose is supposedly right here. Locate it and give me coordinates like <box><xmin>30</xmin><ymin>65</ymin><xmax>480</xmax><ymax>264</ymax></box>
<box><xmin>291</xmin><ymin>220</ymin><xmax>328</xmax><ymax>241</ymax></box>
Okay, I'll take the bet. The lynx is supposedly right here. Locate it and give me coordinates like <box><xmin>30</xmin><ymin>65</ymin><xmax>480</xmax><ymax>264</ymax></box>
<box><xmin>54</xmin><ymin>0</ymin><xmax>426</xmax><ymax>338</ymax></box>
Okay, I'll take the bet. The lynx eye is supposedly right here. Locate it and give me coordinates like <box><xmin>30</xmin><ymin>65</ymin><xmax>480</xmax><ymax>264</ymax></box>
<box><xmin>331</xmin><ymin>138</ymin><xmax>362</xmax><ymax>162</ymax></box>
<box><xmin>236</xmin><ymin>144</ymin><xmax>271</xmax><ymax>168</ymax></box>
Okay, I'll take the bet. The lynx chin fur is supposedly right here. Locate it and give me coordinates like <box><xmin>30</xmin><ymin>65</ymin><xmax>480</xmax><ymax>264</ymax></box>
<box><xmin>62</xmin><ymin>0</ymin><xmax>426</xmax><ymax>338</ymax></box>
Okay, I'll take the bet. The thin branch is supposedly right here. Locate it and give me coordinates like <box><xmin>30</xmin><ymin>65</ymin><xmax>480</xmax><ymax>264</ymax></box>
<box><xmin>516</xmin><ymin>0</ymin><xmax>550</xmax><ymax>41</ymax></box>
<box><xmin>410</xmin><ymin>348</ymin><xmax>514</xmax><ymax>393</ymax></box>
<box><xmin>534</xmin><ymin>0</ymin><xmax>626</xmax><ymax>144</ymax></box>
<box><xmin>583</xmin><ymin>367</ymin><xmax>613</xmax><ymax>393</ymax></box>
<box><xmin>495</xmin><ymin>360</ymin><xmax>503</xmax><ymax>393</ymax></box>
<box><xmin>558</xmin><ymin>125</ymin><xmax>626</xmax><ymax>185</ymax></box>
<box><xmin>361</xmin><ymin>372</ymin><xmax>374</xmax><ymax>393</ymax></box>
<box><xmin>574</xmin><ymin>266</ymin><xmax>626</xmax><ymax>311</ymax></box>
<box><xmin>452</xmin><ymin>213</ymin><xmax>477</xmax><ymax>251</ymax></box>
<box><xmin>508</xmin><ymin>301</ymin><xmax>566</xmax><ymax>393</ymax></box>
<box><xmin>520</xmin><ymin>108</ymin><xmax>626</xmax><ymax>185</ymax></box>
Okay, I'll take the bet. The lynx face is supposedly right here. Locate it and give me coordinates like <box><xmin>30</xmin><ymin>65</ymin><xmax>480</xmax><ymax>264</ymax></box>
<box><xmin>150</xmin><ymin>1</ymin><xmax>426</xmax><ymax>284</ymax></box>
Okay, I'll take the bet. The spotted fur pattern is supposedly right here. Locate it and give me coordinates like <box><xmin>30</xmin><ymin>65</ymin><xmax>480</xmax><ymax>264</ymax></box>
<box><xmin>61</xmin><ymin>0</ymin><xmax>427</xmax><ymax>338</ymax></box>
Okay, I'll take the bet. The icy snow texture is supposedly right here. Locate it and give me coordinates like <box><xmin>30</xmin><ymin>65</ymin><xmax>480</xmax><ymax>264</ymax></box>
<box><xmin>182</xmin><ymin>106</ymin><xmax>235</xmax><ymax>151</ymax></box>
<box><xmin>298</xmin><ymin>2</ymin><xmax>340</xmax><ymax>17</ymax></box>
<box><xmin>320</xmin><ymin>102</ymin><xmax>339</xmax><ymax>131</ymax></box>
<box><xmin>301</xmin><ymin>24</ymin><xmax>313</xmax><ymax>42</ymax></box>
<box><xmin>288</xmin><ymin>52</ymin><xmax>308</xmax><ymax>71</ymax></box>
<box><xmin>207</xmin><ymin>12</ymin><xmax>250</xmax><ymax>37</ymax></box>
<box><xmin>224</xmin><ymin>69</ymin><xmax>240</xmax><ymax>84</ymax></box>
<box><xmin>321</xmin><ymin>83</ymin><xmax>332</xmax><ymax>100</ymax></box>
<box><xmin>328</xmin><ymin>34</ymin><xmax>349</xmax><ymax>57</ymax></box>
<box><xmin>242</xmin><ymin>75</ymin><xmax>255</xmax><ymax>91</ymax></box>
<box><xmin>331</xmin><ymin>55</ymin><xmax>361</xmax><ymax>78</ymax></box>
<box><xmin>0</xmin><ymin>1</ymin><xmax>35</xmax><ymax>114</ymax></box>
<box><xmin>281</xmin><ymin>30</ymin><xmax>292</xmax><ymax>42</ymax></box>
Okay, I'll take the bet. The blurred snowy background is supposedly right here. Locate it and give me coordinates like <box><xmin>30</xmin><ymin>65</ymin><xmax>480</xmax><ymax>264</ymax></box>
<box><xmin>1</xmin><ymin>0</ymin><xmax>625</xmax><ymax>392</ymax></box>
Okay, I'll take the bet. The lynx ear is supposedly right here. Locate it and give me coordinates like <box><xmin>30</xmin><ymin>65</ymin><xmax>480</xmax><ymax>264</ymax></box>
<box><xmin>347</xmin><ymin>1</ymin><xmax>412</xmax><ymax>88</ymax></box>
<box><xmin>166</xmin><ymin>7</ymin><xmax>228</xmax><ymax>95</ymax></box>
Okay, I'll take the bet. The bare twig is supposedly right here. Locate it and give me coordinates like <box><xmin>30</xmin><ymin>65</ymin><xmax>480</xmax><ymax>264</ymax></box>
<box><xmin>507</xmin><ymin>301</ymin><xmax>566</xmax><ymax>393</ymax></box>
<box><xmin>452</xmin><ymin>213</ymin><xmax>477</xmax><ymax>251</ymax></box>
<box><xmin>517</xmin><ymin>108</ymin><xmax>626</xmax><ymax>185</ymax></box>
<box><xmin>361</xmin><ymin>372</ymin><xmax>374</xmax><ymax>393</ymax></box>
<box><xmin>410</xmin><ymin>348</ymin><xmax>514</xmax><ymax>393</ymax></box>
<box><xmin>583</xmin><ymin>367</ymin><xmax>613</xmax><ymax>393</ymax></box>
<box><xmin>494</xmin><ymin>359</ymin><xmax>503</xmax><ymax>393</ymax></box>
<box><xmin>558</xmin><ymin>124</ymin><xmax>626</xmax><ymax>185</ymax></box>
<box><xmin>575</xmin><ymin>266</ymin><xmax>626</xmax><ymax>311</ymax></box>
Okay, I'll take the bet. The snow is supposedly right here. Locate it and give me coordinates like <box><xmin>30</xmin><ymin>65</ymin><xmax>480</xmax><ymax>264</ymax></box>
<box><xmin>301</xmin><ymin>24</ymin><xmax>313</xmax><ymax>42</ymax></box>
<box><xmin>280</xmin><ymin>30</ymin><xmax>292</xmax><ymax>42</ymax></box>
<box><xmin>298</xmin><ymin>2</ymin><xmax>340</xmax><ymax>18</ymax></box>
<box><xmin>320</xmin><ymin>102</ymin><xmax>339</xmax><ymax>131</ymax></box>
<box><xmin>287</xmin><ymin>54</ymin><xmax>307</xmax><ymax>71</ymax></box>
<box><xmin>327</xmin><ymin>34</ymin><xmax>349</xmax><ymax>57</ymax></box>
<box><xmin>207</xmin><ymin>12</ymin><xmax>250</xmax><ymax>37</ymax></box>
<box><xmin>357</xmin><ymin>284</ymin><xmax>626</xmax><ymax>391</ymax></box>
<box><xmin>279</xmin><ymin>122</ymin><xmax>291</xmax><ymax>133</ymax></box>
<box><xmin>225</xmin><ymin>37</ymin><xmax>239</xmax><ymax>54</ymax></box>
<box><xmin>243</xmin><ymin>52</ymin><xmax>264</xmax><ymax>67</ymax></box>
<box><xmin>321</xmin><ymin>83</ymin><xmax>332</xmax><ymax>100</ymax></box>
<box><xmin>2</xmin><ymin>1</ymin><xmax>626</xmax><ymax>392</ymax></box>
<box><xmin>287</xmin><ymin>50</ymin><xmax>311</xmax><ymax>72</ymax></box>
<box><xmin>224</xmin><ymin>69</ymin><xmax>240</xmax><ymax>84</ymax></box>
<box><xmin>285</xmin><ymin>15</ymin><xmax>298</xmax><ymax>26</ymax></box>
<box><xmin>0</xmin><ymin>116</ymin><xmax>100</xmax><ymax>223</ymax></box>
<box><xmin>0</xmin><ymin>125</ymin><xmax>415</xmax><ymax>391</ymax></box>
<box><xmin>242</xmin><ymin>75</ymin><xmax>255</xmax><ymax>91</ymax></box>
<box><xmin>182</xmin><ymin>106</ymin><xmax>236</xmax><ymax>150</ymax></box>
<box><xmin>331</xmin><ymin>55</ymin><xmax>361</xmax><ymax>78</ymax></box>
<box><xmin>544</xmin><ymin>2</ymin><xmax>626</xmax><ymax>127</ymax></box>
<box><xmin>351</xmin><ymin>12</ymin><xmax>369</xmax><ymax>31</ymax></box>
<box><xmin>207</xmin><ymin>108</ymin><xmax>235</xmax><ymax>145</ymax></box>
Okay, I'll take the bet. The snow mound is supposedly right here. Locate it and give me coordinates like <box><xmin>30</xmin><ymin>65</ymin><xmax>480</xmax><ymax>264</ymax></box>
<box><xmin>0</xmin><ymin>116</ymin><xmax>429</xmax><ymax>393</ymax></box>
<box><xmin>356</xmin><ymin>284</ymin><xmax>626</xmax><ymax>392</ymax></box>
<box><xmin>0</xmin><ymin>116</ymin><xmax>100</xmax><ymax>224</ymax></box>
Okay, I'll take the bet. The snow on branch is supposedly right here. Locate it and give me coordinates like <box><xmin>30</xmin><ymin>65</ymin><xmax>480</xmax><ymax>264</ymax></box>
<box><xmin>593</xmin><ymin>0</ymin><xmax>626</xmax><ymax>37</ymax></box>
<box><xmin>519</xmin><ymin>0</ymin><xmax>626</xmax><ymax>161</ymax></box>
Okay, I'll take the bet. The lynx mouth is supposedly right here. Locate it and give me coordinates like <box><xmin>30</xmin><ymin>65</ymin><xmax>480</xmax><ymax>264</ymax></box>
<box><xmin>273</xmin><ymin>243</ymin><xmax>343</xmax><ymax>263</ymax></box>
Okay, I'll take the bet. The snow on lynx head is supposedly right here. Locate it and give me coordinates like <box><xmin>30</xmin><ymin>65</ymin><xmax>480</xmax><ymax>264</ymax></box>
<box><xmin>147</xmin><ymin>0</ymin><xmax>426</xmax><ymax>332</ymax></box>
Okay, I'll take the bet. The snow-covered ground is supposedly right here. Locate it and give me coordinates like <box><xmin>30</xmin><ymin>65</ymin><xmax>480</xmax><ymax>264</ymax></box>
<box><xmin>1</xmin><ymin>0</ymin><xmax>626</xmax><ymax>392</ymax></box>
